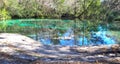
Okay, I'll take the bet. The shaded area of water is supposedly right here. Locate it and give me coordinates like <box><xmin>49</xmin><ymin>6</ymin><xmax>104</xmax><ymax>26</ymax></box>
<box><xmin>0</xmin><ymin>19</ymin><xmax>119</xmax><ymax>46</ymax></box>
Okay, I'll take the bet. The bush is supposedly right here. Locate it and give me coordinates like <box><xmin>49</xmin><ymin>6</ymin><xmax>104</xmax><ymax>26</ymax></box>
<box><xmin>0</xmin><ymin>8</ymin><xmax>11</xmax><ymax>20</ymax></box>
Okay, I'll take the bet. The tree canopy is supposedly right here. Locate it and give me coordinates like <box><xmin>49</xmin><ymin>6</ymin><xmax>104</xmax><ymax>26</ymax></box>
<box><xmin>0</xmin><ymin>0</ymin><xmax>119</xmax><ymax>22</ymax></box>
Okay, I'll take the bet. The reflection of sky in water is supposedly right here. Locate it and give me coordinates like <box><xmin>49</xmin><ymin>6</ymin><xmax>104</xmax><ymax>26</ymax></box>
<box><xmin>89</xmin><ymin>26</ymin><xmax>115</xmax><ymax>46</ymax></box>
<box><xmin>59</xmin><ymin>28</ymin><xmax>74</xmax><ymax>46</ymax></box>
<box><xmin>39</xmin><ymin>26</ymin><xmax>115</xmax><ymax>46</ymax></box>
<box><xmin>100</xmin><ymin>0</ymin><xmax>104</xmax><ymax>2</ymax></box>
<box><xmin>40</xmin><ymin>38</ymin><xmax>52</xmax><ymax>45</ymax></box>
<box><xmin>79</xmin><ymin>37</ymin><xmax>88</xmax><ymax>46</ymax></box>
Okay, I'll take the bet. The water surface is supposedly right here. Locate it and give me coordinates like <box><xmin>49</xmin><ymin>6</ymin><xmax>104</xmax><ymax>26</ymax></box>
<box><xmin>0</xmin><ymin>19</ymin><xmax>119</xmax><ymax>46</ymax></box>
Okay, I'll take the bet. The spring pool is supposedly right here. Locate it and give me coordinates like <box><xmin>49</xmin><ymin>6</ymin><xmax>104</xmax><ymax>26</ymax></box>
<box><xmin>0</xmin><ymin>19</ymin><xmax>119</xmax><ymax>46</ymax></box>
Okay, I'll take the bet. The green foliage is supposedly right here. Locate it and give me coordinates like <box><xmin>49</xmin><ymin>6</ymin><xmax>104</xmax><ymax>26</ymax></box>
<box><xmin>4</xmin><ymin>0</ymin><xmax>41</xmax><ymax>18</ymax></box>
<box><xmin>0</xmin><ymin>20</ymin><xmax>8</xmax><ymax>32</ymax></box>
<box><xmin>101</xmin><ymin>0</ymin><xmax>120</xmax><ymax>22</ymax></box>
<box><xmin>79</xmin><ymin>0</ymin><xmax>101</xmax><ymax>20</ymax></box>
<box><xmin>0</xmin><ymin>0</ymin><xmax>118</xmax><ymax>23</ymax></box>
<box><xmin>0</xmin><ymin>0</ymin><xmax>102</xmax><ymax>20</ymax></box>
<box><xmin>107</xmin><ymin>11</ymin><xmax>120</xmax><ymax>22</ymax></box>
<box><xmin>0</xmin><ymin>8</ymin><xmax>11</xmax><ymax>20</ymax></box>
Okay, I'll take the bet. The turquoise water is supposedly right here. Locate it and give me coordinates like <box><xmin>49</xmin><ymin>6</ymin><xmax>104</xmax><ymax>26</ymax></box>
<box><xmin>0</xmin><ymin>19</ymin><xmax>119</xmax><ymax>46</ymax></box>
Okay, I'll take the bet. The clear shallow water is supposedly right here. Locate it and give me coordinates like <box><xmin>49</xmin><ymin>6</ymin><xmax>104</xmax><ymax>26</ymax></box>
<box><xmin>0</xmin><ymin>19</ymin><xmax>119</xmax><ymax>46</ymax></box>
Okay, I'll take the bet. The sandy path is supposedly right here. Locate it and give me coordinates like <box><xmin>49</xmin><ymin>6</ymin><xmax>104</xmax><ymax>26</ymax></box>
<box><xmin>0</xmin><ymin>33</ymin><xmax>120</xmax><ymax>64</ymax></box>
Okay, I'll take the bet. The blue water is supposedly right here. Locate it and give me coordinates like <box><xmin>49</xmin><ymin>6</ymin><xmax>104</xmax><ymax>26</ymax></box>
<box><xmin>0</xmin><ymin>19</ymin><xmax>117</xmax><ymax>46</ymax></box>
<box><xmin>38</xmin><ymin>26</ymin><xmax>115</xmax><ymax>46</ymax></box>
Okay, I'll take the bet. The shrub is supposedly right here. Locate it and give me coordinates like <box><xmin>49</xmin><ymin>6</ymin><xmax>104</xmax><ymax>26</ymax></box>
<box><xmin>0</xmin><ymin>8</ymin><xmax>11</xmax><ymax>20</ymax></box>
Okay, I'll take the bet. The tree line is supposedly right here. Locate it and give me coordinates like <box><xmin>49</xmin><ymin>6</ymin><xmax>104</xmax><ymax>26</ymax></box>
<box><xmin>0</xmin><ymin>0</ymin><xmax>119</xmax><ymax>22</ymax></box>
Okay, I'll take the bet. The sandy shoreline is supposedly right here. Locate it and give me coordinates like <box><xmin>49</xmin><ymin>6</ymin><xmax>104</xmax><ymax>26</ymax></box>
<box><xmin>0</xmin><ymin>33</ymin><xmax>120</xmax><ymax>64</ymax></box>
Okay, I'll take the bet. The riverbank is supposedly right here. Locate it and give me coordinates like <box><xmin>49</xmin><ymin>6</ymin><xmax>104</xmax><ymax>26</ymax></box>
<box><xmin>0</xmin><ymin>33</ymin><xmax>120</xmax><ymax>64</ymax></box>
